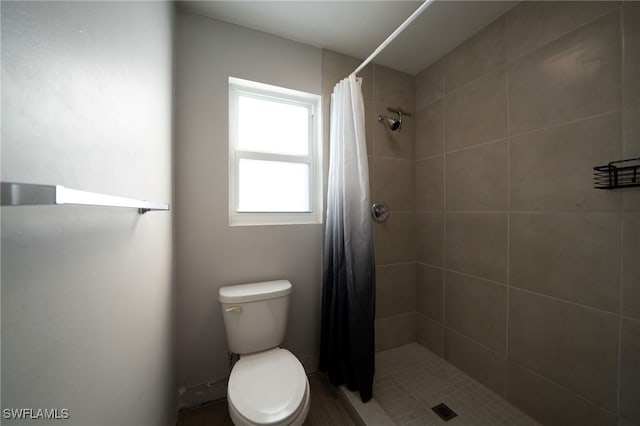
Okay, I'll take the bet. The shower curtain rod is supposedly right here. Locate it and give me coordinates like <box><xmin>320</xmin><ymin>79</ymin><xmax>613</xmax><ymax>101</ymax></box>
<box><xmin>353</xmin><ymin>0</ymin><xmax>435</xmax><ymax>76</ymax></box>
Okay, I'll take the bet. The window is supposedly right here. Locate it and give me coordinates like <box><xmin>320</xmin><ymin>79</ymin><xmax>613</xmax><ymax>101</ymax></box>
<box><xmin>229</xmin><ymin>77</ymin><xmax>322</xmax><ymax>225</ymax></box>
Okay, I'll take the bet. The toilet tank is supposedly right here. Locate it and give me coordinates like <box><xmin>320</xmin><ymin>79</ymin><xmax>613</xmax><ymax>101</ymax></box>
<box><xmin>219</xmin><ymin>280</ymin><xmax>292</xmax><ymax>355</ymax></box>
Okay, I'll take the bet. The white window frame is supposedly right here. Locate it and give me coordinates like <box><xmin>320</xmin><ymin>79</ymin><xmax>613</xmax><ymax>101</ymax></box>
<box><xmin>228</xmin><ymin>77</ymin><xmax>322</xmax><ymax>226</ymax></box>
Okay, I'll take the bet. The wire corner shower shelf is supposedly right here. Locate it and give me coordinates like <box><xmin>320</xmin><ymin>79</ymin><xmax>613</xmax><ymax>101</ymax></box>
<box><xmin>1</xmin><ymin>182</ymin><xmax>170</xmax><ymax>214</ymax></box>
<box><xmin>593</xmin><ymin>158</ymin><xmax>640</xmax><ymax>190</ymax></box>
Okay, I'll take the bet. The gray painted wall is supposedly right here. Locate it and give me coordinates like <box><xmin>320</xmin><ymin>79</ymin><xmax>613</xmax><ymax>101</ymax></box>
<box><xmin>1</xmin><ymin>2</ymin><xmax>175</xmax><ymax>425</ymax></box>
<box><xmin>174</xmin><ymin>10</ymin><xmax>322</xmax><ymax>405</ymax></box>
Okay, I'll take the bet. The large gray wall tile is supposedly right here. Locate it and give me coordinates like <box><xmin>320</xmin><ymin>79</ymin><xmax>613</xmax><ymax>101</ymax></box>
<box><xmin>446</xmin><ymin>213</ymin><xmax>508</xmax><ymax>283</ymax></box>
<box><xmin>623</xmin><ymin>213</ymin><xmax>640</xmax><ymax>319</ymax></box>
<box><xmin>363</xmin><ymin>96</ymin><xmax>374</xmax><ymax>156</ymax></box>
<box><xmin>508</xmin><ymin>12</ymin><xmax>621</xmax><ymax>136</ymax></box>
<box><xmin>623</xmin><ymin>191</ymin><xmax>640</xmax><ymax>213</ymax></box>
<box><xmin>620</xmin><ymin>318</ymin><xmax>640</xmax><ymax>424</ymax></box>
<box><xmin>624</xmin><ymin>1</ymin><xmax>640</xmax><ymax>107</ymax></box>
<box><xmin>416</xmin><ymin>59</ymin><xmax>443</xmax><ymax>110</ymax></box>
<box><xmin>415</xmin><ymin>100</ymin><xmax>443</xmax><ymax>159</ymax></box>
<box><xmin>415</xmin><ymin>155</ymin><xmax>443</xmax><ymax>211</ymax></box>
<box><xmin>376</xmin><ymin>263</ymin><xmax>417</xmax><ymax>319</ymax></box>
<box><xmin>444</xmin><ymin>328</ymin><xmax>506</xmax><ymax>396</ymax></box>
<box><xmin>445</xmin><ymin>17</ymin><xmax>506</xmax><ymax>93</ymax></box>
<box><xmin>445</xmin><ymin>67</ymin><xmax>507</xmax><ymax>151</ymax></box>
<box><xmin>375</xmin><ymin>312</ymin><xmax>416</xmax><ymax>352</ymax></box>
<box><xmin>373</xmin><ymin>64</ymin><xmax>415</xmax><ymax>107</ymax></box>
<box><xmin>373</xmin><ymin>212</ymin><xmax>415</xmax><ymax>265</ymax></box>
<box><xmin>415</xmin><ymin>212</ymin><xmax>444</xmax><ymax>267</ymax></box>
<box><xmin>510</xmin><ymin>213</ymin><xmax>621</xmax><ymax>312</ymax></box>
<box><xmin>417</xmin><ymin>314</ymin><xmax>444</xmax><ymax>357</ymax></box>
<box><xmin>506</xmin><ymin>1</ymin><xmax>619</xmax><ymax>62</ymax></box>
<box><xmin>373</xmin><ymin>158</ymin><xmax>414</xmax><ymax>211</ymax></box>
<box><xmin>508</xmin><ymin>289</ymin><xmax>619</xmax><ymax>410</ymax></box>
<box><xmin>619</xmin><ymin>417</ymin><xmax>640</xmax><ymax>426</ymax></box>
<box><xmin>416</xmin><ymin>264</ymin><xmax>443</xmax><ymax>322</ymax></box>
<box><xmin>445</xmin><ymin>271</ymin><xmax>507</xmax><ymax>354</ymax></box>
<box><xmin>507</xmin><ymin>362</ymin><xmax>618</xmax><ymax>426</ymax></box>
<box><xmin>368</xmin><ymin>157</ymin><xmax>374</xmax><ymax>196</ymax></box>
<box><xmin>446</xmin><ymin>139</ymin><xmax>508</xmax><ymax>211</ymax></box>
<box><xmin>510</xmin><ymin>112</ymin><xmax>622</xmax><ymax>212</ymax></box>
<box><xmin>623</xmin><ymin>105</ymin><xmax>640</xmax><ymax>212</ymax></box>
<box><xmin>625</xmin><ymin>104</ymin><xmax>640</xmax><ymax>158</ymax></box>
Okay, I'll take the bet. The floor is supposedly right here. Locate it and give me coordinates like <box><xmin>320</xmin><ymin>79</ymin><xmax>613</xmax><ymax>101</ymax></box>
<box><xmin>179</xmin><ymin>343</ymin><xmax>541</xmax><ymax>426</ymax></box>
<box><xmin>177</xmin><ymin>373</ymin><xmax>356</xmax><ymax>426</ymax></box>
<box><xmin>374</xmin><ymin>343</ymin><xmax>541</xmax><ymax>426</ymax></box>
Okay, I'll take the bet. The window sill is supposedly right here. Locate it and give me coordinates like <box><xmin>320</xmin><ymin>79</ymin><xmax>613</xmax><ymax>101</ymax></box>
<box><xmin>229</xmin><ymin>212</ymin><xmax>322</xmax><ymax>226</ymax></box>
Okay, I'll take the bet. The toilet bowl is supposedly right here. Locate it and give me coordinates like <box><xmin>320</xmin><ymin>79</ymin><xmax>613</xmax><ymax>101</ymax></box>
<box><xmin>227</xmin><ymin>348</ymin><xmax>310</xmax><ymax>425</ymax></box>
<box><xmin>219</xmin><ymin>280</ymin><xmax>310</xmax><ymax>425</ymax></box>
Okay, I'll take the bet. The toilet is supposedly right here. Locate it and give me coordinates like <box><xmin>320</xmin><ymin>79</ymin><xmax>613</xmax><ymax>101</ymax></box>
<box><xmin>219</xmin><ymin>280</ymin><xmax>310</xmax><ymax>426</ymax></box>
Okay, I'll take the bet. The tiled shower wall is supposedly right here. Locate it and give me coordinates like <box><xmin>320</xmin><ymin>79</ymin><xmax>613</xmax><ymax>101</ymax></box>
<box><xmin>414</xmin><ymin>2</ymin><xmax>640</xmax><ymax>426</ymax></box>
<box><xmin>322</xmin><ymin>51</ymin><xmax>418</xmax><ymax>352</ymax></box>
<box><xmin>322</xmin><ymin>2</ymin><xmax>639</xmax><ymax>425</ymax></box>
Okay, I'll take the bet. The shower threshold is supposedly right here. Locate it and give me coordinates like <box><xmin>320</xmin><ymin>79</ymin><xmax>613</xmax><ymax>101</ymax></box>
<box><xmin>340</xmin><ymin>343</ymin><xmax>540</xmax><ymax>426</ymax></box>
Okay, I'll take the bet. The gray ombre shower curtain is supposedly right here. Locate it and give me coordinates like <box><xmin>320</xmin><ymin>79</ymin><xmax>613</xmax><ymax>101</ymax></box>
<box><xmin>320</xmin><ymin>73</ymin><xmax>376</xmax><ymax>402</ymax></box>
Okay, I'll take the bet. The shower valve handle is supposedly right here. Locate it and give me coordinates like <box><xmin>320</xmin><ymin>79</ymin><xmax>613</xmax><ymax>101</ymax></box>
<box><xmin>371</xmin><ymin>202</ymin><xmax>389</xmax><ymax>223</ymax></box>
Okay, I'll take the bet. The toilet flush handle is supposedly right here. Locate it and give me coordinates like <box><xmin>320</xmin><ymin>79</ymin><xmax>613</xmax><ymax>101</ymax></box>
<box><xmin>225</xmin><ymin>306</ymin><xmax>241</xmax><ymax>313</ymax></box>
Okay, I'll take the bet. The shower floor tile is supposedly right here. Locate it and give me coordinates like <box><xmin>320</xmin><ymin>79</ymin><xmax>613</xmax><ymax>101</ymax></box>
<box><xmin>374</xmin><ymin>343</ymin><xmax>540</xmax><ymax>426</ymax></box>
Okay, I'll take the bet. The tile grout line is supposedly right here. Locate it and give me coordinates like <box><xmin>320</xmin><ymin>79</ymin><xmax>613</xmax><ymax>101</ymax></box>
<box><xmin>441</xmin><ymin>62</ymin><xmax>448</xmax><ymax>355</ymax></box>
<box><xmin>512</xmin><ymin>286</ymin><xmax>621</xmax><ymax>318</ymax></box>
<box><xmin>412</xmin><ymin>85</ymin><xmax>419</xmax><ymax>347</ymax></box>
<box><xmin>376</xmin><ymin>261</ymin><xmax>420</xmax><ymax>268</ymax></box>
<box><xmin>434</xmin><ymin>266</ymin><xmax>508</xmax><ymax>288</ymax></box>
<box><xmin>616</xmin><ymin>3</ymin><xmax>625</xmax><ymax>417</ymax></box>
<box><xmin>377</xmin><ymin>311</ymin><xmax>418</xmax><ymax>322</ymax></box>
<box><xmin>416</xmin><ymin>311</ymin><xmax>444</xmax><ymax>328</ymax></box>
<box><xmin>445</xmin><ymin>63</ymin><xmax>505</xmax><ymax>97</ymax></box>
<box><xmin>445</xmin><ymin>326</ymin><xmax>506</xmax><ymax>360</ymax></box>
<box><xmin>508</xmin><ymin>108</ymin><xmax>623</xmax><ymax>140</ymax></box>
<box><xmin>623</xmin><ymin>314</ymin><xmax>640</xmax><ymax>324</ymax></box>
<box><xmin>419</xmin><ymin>210</ymin><xmax>625</xmax><ymax>214</ymax></box>
<box><xmin>372</xmin><ymin>155</ymin><xmax>415</xmax><ymax>162</ymax></box>
<box><xmin>415</xmin><ymin>153</ymin><xmax>444</xmax><ymax>163</ymax></box>
<box><xmin>425</xmin><ymin>107</ymin><xmax>622</xmax><ymax>161</ymax></box>
<box><xmin>445</xmin><ymin>136</ymin><xmax>509</xmax><ymax>156</ymax></box>
<box><xmin>416</xmin><ymin>260</ymin><xmax>628</xmax><ymax>318</ymax></box>
<box><xmin>505</xmin><ymin>27</ymin><xmax>512</xmax><ymax>401</ymax></box>
<box><xmin>417</xmin><ymin>262</ymin><xmax>640</xmax><ymax>322</ymax></box>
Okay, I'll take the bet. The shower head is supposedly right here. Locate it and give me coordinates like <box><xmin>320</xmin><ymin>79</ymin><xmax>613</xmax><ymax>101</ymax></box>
<box><xmin>377</xmin><ymin>107</ymin><xmax>411</xmax><ymax>132</ymax></box>
<box><xmin>378</xmin><ymin>115</ymin><xmax>402</xmax><ymax>131</ymax></box>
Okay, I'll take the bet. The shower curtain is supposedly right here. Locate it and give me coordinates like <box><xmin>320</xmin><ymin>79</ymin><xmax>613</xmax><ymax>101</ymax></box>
<box><xmin>320</xmin><ymin>73</ymin><xmax>376</xmax><ymax>402</ymax></box>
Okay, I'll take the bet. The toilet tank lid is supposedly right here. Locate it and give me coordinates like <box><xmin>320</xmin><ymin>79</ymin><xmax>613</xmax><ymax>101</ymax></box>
<box><xmin>219</xmin><ymin>280</ymin><xmax>292</xmax><ymax>303</ymax></box>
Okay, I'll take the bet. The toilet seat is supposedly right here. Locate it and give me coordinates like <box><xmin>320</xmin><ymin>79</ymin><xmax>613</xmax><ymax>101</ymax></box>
<box><xmin>228</xmin><ymin>380</ymin><xmax>309</xmax><ymax>426</ymax></box>
<box><xmin>228</xmin><ymin>348</ymin><xmax>308</xmax><ymax>425</ymax></box>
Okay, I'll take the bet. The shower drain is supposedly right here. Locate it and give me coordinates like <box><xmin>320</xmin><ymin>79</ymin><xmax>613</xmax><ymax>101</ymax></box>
<box><xmin>432</xmin><ymin>403</ymin><xmax>458</xmax><ymax>422</ymax></box>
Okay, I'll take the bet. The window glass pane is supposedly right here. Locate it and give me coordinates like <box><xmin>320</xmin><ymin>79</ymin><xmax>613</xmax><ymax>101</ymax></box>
<box><xmin>238</xmin><ymin>159</ymin><xmax>310</xmax><ymax>212</ymax></box>
<box><xmin>237</xmin><ymin>95</ymin><xmax>309</xmax><ymax>156</ymax></box>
